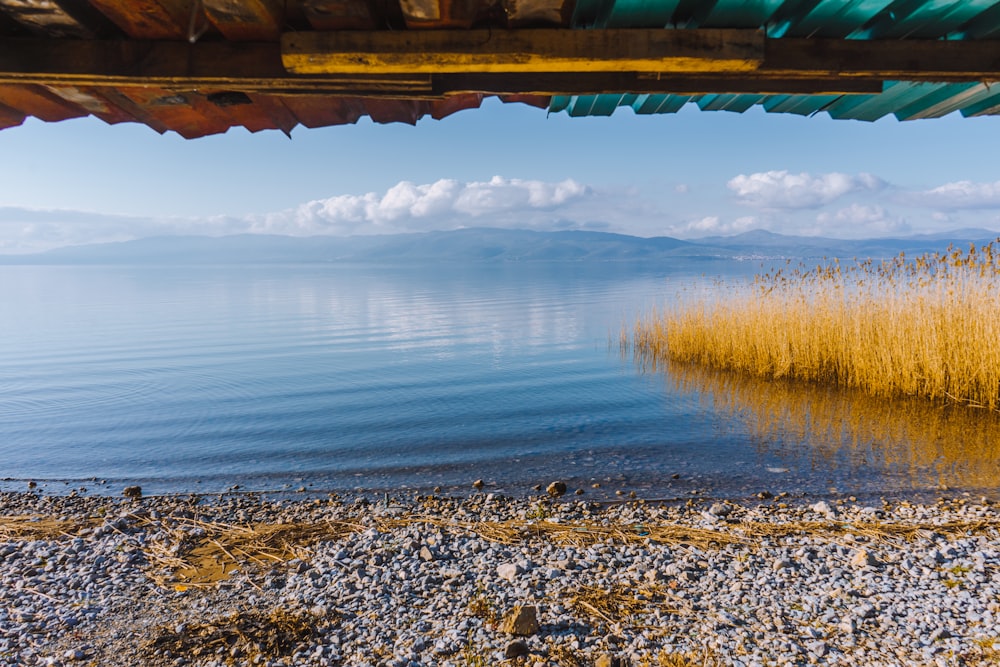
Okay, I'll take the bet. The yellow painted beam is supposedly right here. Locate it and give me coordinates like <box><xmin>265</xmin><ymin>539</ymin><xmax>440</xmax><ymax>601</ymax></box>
<box><xmin>281</xmin><ymin>29</ymin><xmax>765</xmax><ymax>75</ymax></box>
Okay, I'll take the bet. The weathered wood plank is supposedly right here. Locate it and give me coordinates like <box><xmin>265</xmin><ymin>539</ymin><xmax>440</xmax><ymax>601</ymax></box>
<box><xmin>0</xmin><ymin>82</ymin><xmax>87</xmax><ymax>121</ymax></box>
<box><xmin>399</xmin><ymin>0</ymin><xmax>481</xmax><ymax>28</ymax></box>
<box><xmin>200</xmin><ymin>90</ymin><xmax>298</xmax><ymax>133</ymax></box>
<box><xmin>362</xmin><ymin>98</ymin><xmax>427</xmax><ymax>123</ymax></box>
<box><xmin>277</xmin><ymin>94</ymin><xmax>366</xmax><ymax>127</ymax></box>
<box><xmin>86</xmin><ymin>0</ymin><xmax>193</xmax><ymax>39</ymax></box>
<box><xmin>503</xmin><ymin>0</ymin><xmax>571</xmax><ymax>26</ymax></box>
<box><xmin>43</xmin><ymin>85</ymin><xmax>136</xmax><ymax>124</ymax></box>
<box><xmin>110</xmin><ymin>87</ymin><xmax>233</xmax><ymax>138</ymax></box>
<box><xmin>398</xmin><ymin>0</ymin><xmax>438</xmax><ymax>22</ymax></box>
<box><xmin>763</xmin><ymin>38</ymin><xmax>1000</xmax><ymax>79</ymax></box>
<box><xmin>302</xmin><ymin>0</ymin><xmax>376</xmax><ymax>30</ymax></box>
<box><xmin>432</xmin><ymin>72</ymin><xmax>884</xmax><ymax>95</ymax></box>
<box><xmin>497</xmin><ymin>93</ymin><xmax>549</xmax><ymax>108</ymax></box>
<box><xmin>0</xmin><ymin>38</ymin><xmax>434</xmax><ymax>94</ymax></box>
<box><xmin>202</xmin><ymin>0</ymin><xmax>282</xmax><ymax>40</ymax></box>
<box><xmin>90</xmin><ymin>86</ymin><xmax>170</xmax><ymax>133</ymax></box>
<box><xmin>281</xmin><ymin>28</ymin><xmax>765</xmax><ymax>74</ymax></box>
<box><xmin>429</xmin><ymin>92</ymin><xmax>481</xmax><ymax>118</ymax></box>
<box><xmin>0</xmin><ymin>99</ymin><xmax>26</xmax><ymax>128</ymax></box>
<box><xmin>0</xmin><ymin>0</ymin><xmax>93</xmax><ymax>37</ymax></box>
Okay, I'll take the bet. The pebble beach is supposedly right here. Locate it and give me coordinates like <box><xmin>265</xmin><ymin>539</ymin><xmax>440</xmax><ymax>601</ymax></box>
<box><xmin>2</xmin><ymin>488</ymin><xmax>999</xmax><ymax>667</ymax></box>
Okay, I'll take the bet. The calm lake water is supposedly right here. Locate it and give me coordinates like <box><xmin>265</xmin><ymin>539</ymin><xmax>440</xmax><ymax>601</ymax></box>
<box><xmin>2</xmin><ymin>262</ymin><xmax>998</xmax><ymax>500</ymax></box>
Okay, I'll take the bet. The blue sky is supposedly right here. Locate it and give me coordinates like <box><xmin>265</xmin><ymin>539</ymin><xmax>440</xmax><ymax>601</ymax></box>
<box><xmin>1</xmin><ymin>96</ymin><xmax>999</xmax><ymax>253</ymax></box>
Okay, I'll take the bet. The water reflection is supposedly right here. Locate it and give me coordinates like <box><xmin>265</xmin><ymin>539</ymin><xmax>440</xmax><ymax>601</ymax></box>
<box><xmin>643</xmin><ymin>355</ymin><xmax>1000</xmax><ymax>492</ymax></box>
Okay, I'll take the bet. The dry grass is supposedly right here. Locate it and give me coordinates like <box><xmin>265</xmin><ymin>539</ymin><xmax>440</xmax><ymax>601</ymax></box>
<box><xmin>140</xmin><ymin>515</ymin><xmax>361</xmax><ymax>588</ymax></box>
<box><xmin>632</xmin><ymin>242</ymin><xmax>1000</xmax><ymax>410</ymax></box>
<box><xmin>571</xmin><ymin>583</ymin><xmax>686</xmax><ymax>627</ymax></box>
<box><xmin>7</xmin><ymin>511</ymin><xmax>1000</xmax><ymax>584</ymax></box>
<box><xmin>378</xmin><ymin>515</ymin><xmax>749</xmax><ymax>549</ymax></box>
<box><xmin>638</xmin><ymin>652</ymin><xmax>716</xmax><ymax>667</ymax></box>
<box><xmin>381</xmin><ymin>514</ymin><xmax>1000</xmax><ymax>551</ymax></box>
<box><xmin>142</xmin><ymin>609</ymin><xmax>329</xmax><ymax>665</ymax></box>
<box><xmin>0</xmin><ymin>515</ymin><xmax>94</xmax><ymax>541</ymax></box>
<box><xmin>6</xmin><ymin>509</ymin><xmax>1000</xmax><ymax>594</ymax></box>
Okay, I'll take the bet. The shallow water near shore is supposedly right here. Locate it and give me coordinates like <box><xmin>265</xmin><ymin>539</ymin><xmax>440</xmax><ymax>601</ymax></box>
<box><xmin>1</xmin><ymin>261</ymin><xmax>998</xmax><ymax>500</ymax></box>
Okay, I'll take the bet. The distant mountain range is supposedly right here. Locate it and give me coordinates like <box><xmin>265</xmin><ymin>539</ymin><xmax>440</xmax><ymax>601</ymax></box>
<box><xmin>3</xmin><ymin>227</ymin><xmax>999</xmax><ymax>264</ymax></box>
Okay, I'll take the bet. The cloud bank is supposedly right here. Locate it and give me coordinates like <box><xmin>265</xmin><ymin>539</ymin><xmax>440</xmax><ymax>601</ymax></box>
<box><xmin>2</xmin><ymin>172</ymin><xmax>999</xmax><ymax>254</ymax></box>
<box><xmin>245</xmin><ymin>176</ymin><xmax>592</xmax><ymax>236</ymax></box>
<box><xmin>727</xmin><ymin>170</ymin><xmax>885</xmax><ymax>210</ymax></box>
<box><xmin>911</xmin><ymin>180</ymin><xmax>1000</xmax><ymax>210</ymax></box>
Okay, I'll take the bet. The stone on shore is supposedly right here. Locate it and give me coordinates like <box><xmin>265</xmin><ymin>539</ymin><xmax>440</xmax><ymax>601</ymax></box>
<box><xmin>2</xmin><ymin>491</ymin><xmax>999</xmax><ymax>667</ymax></box>
<box><xmin>499</xmin><ymin>605</ymin><xmax>539</xmax><ymax>636</ymax></box>
<box><xmin>504</xmin><ymin>639</ymin><xmax>530</xmax><ymax>658</ymax></box>
<box><xmin>497</xmin><ymin>562</ymin><xmax>523</xmax><ymax>582</ymax></box>
<box><xmin>850</xmin><ymin>548</ymin><xmax>881</xmax><ymax>569</ymax></box>
<box><xmin>546</xmin><ymin>481</ymin><xmax>567</xmax><ymax>497</ymax></box>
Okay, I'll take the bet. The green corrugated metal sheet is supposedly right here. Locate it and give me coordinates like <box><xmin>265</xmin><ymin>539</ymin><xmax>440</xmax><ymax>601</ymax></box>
<box><xmin>778</xmin><ymin>0</ymin><xmax>895</xmax><ymax>37</ymax></box>
<box><xmin>549</xmin><ymin>0</ymin><xmax>1000</xmax><ymax>121</ymax></box>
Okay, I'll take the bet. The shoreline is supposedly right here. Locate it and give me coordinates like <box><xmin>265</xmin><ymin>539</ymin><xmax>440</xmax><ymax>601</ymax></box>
<box><xmin>2</xmin><ymin>490</ymin><xmax>999</xmax><ymax>666</ymax></box>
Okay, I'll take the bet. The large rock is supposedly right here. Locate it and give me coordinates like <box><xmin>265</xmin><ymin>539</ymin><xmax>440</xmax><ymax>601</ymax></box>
<box><xmin>504</xmin><ymin>640</ymin><xmax>530</xmax><ymax>658</ymax></box>
<box><xmin>850</xmin><ymin>548</ymin><xmax>880</xmax><ymax>569</ymax></box>
<box><xmin>708</xmin><ymin>502</ymin><xmax>732</xmax><ymax>517</ymax></box>
<box><xmin>497</xmin><ymin>562</ymin><xmax>523</xmax><ymax>582</ymax></box>
<box><xmin>499</xmin><ymin>605</ymin><xmax>539</xmax><ymax>636</ymax></box>
<box><xmin>810</xmin><ymin>501</ymin><xmax>836</xmax><ymax>517</ymax></box>
<box><xmin>546</xmin><ymin>481</ymin><xmax>567</xmax><ymax>497</ymax></box>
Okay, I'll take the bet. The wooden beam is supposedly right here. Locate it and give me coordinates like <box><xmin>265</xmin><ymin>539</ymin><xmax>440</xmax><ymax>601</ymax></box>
<box><xmin>765</xmin><ymin>38</ymin><xmax>1000</xmax><ymax>80</ymax></box>
<box><xmin>432</xmin><ymin>73</ymin><xmax>884</xmax><ymax>95</ymax></box>
<box><xmin>1</xmin><ymin>34</ymin><xmax>999</xmax><ymax>99</ymax></box>
<box><xmin>280</xmin><ymin>29</ymin><xmax>765</xmax><ymax>74</ymax></box>
<box><xmin>202</xmin><ymin>0</ymin><xmax>283</xmax><ymax>41</ymax></box>
<box><xmin>85</xmin><ymin>0</ymin><xmax>192</xmax><ymax>40</ymax></box>
<box><xmin>0</xmin><ymin>39</ymin><xmax>434</xmax><ymax>94</ymax></box>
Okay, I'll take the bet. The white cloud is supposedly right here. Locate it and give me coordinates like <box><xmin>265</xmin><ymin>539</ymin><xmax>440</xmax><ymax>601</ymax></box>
<box><xmin>727</xmin><ymin>170</ymin><xmax>885</xmax><ymax>210</ymax></box>
<box><xmin>0</xmin><ymin>177</ymin><xmax>599</xmax><ymax>253</ymax></box>
<box><xmin>814</xmin><ymin>204</ymin><xmax>909</xmax><ymax>236</ymax></box>
<box><xmin>668</xmin><ymin>215</ymin><xmax>761</xmax><ymax>237</ymax></box>
<box><xmin>247</xmin><ymin>176</ymin><xmax>592</xmax><ymax>236</ymax></box>
<box><xmin>911</xmin><ymin>180</ymin><xmax>1000</xmax><ymax>210</ymax></box>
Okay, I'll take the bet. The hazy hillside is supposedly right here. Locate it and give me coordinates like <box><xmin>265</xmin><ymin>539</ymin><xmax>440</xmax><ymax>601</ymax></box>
<box><xmin>2</xmin><ymin>227</ymin><xmax>998</xmax><ymax>264</ymax></box>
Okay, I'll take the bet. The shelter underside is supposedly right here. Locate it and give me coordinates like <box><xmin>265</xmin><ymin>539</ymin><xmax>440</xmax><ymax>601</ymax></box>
<box><xmin>2</xmin><ymin>0</ymin><xmax>999</xmax><ymax>136</ymax></box>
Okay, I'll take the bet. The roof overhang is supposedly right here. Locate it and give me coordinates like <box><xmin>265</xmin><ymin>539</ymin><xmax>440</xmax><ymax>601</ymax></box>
<box><xmin>2</xmin><ymin>0</ymin><xmax>1000</xmax><ymax>136</ymax></box>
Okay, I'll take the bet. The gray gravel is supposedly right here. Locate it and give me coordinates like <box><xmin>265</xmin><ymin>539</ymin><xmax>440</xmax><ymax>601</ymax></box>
<box><xmin>2</xmin><ymin>490</ymin><xmax>999</xmax><ymax>666</ymax></box>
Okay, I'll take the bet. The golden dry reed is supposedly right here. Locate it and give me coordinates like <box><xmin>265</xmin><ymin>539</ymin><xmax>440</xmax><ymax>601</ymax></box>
<box><xmin>634</xmin><ymin>241</ymin><xmax>1000</xmax><ymax>410</ymax></box>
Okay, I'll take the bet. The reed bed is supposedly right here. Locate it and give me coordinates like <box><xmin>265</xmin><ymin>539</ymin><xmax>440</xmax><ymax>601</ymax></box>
<box><xmin>633</xmin><ymin>242</ymin><xmax>1000</xmax><ymax>410</ymax></box>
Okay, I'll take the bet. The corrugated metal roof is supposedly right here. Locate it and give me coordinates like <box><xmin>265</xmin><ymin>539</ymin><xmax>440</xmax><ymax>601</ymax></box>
<box><xmin>1</xmin><ymin>0</ymin><xmax>1000</xmax><ymax>135</ymax></box>
<box><xmin>550</xmin><ymin>0</ymin><xmax>1000</xmax><ymax>121</ymax></box>
<box><xmin>552</xmin><ymin>79</ymin><xmax>1000</xmax><ymax>122</ymax></box>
